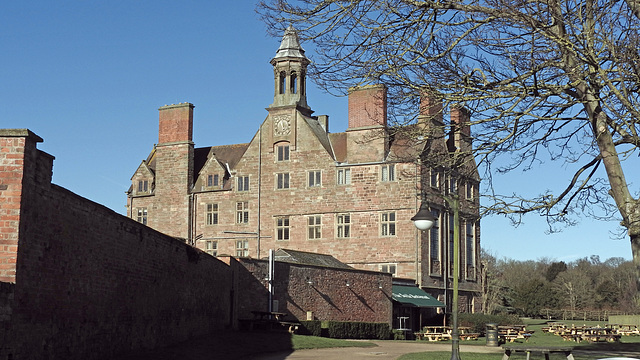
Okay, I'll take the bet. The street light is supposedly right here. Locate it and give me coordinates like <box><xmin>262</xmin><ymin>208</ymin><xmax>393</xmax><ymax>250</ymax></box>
<box><xmin>411</xmin><ymin>201</ymin><xmax>437</xmax><ymax>230</ymax></box>
<box><xmin>412</xmin><ymin>199</ymin><xmax>461</xmax><ymax>360</ymax></box>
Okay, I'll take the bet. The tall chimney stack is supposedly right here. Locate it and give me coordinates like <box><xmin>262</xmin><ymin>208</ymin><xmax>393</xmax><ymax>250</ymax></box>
<box><xmin>449</xmin><ymin>105</ymin><xmax>471</xmax><ymax>153</ymax></box>
<box><xmin>348</xmin><ymin>84</ymin><xmax>387</xmax><ymax>129</ymax></box>
<box><xmin>158</xmin><ymin>103</ymin><xmax>194</xmax><ymax>144</ymax></box>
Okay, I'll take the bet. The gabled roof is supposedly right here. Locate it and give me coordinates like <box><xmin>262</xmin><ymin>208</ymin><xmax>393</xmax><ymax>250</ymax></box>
<box><xmin>328</xmin><ymin>132</ymin><xmax>347</xmax><ymax>163</ymax></box>
<box><xmin>194</xmin><ymin>143</ymin><xmax>250</xmax><ymax>178</ymax></box>
<box><xmin>387</xmin><ymin>128</ymin><xmax>428</xmax><ymax>162</ymax></box>
<box><xmin>303</xmin><ymin>116</ymin><xmax>335</xmax><ymax>159</ymax></box>
<box><xmin>273</xmin><ymin>249</ymin><xmax>353</xmax><ymax>269</ymax></box>
<box><xmin>130</xmin><ymin>159</ymin><xmax>155</xmax><ymax>180</ymax></box>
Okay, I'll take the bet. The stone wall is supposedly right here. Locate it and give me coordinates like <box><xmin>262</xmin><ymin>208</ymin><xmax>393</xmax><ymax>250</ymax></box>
<box><xmin>0</xmin><ymin>129</ymin><xmax>232</xmax><ymax>360</ymax></box>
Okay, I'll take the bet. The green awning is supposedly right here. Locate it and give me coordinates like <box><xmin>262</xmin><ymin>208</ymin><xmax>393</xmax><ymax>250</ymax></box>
<box><xmin>392</xmin><ymin>285</ymin><xmax>445</xmax><ymax>308</ymax></box>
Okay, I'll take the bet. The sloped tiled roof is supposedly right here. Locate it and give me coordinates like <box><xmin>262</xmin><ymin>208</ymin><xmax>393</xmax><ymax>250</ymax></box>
<box><xmin>328</xmin><ymin>132</ymin><xmax>348</xmax><ymax>163</ymax></box>
<box><xmin>194</xmin><ymin>143</ymin><xmax>250</xmax><ymax>178</ymax></box>
<box><xmin>273</xmin><ymin>249</ymin><xmax>353</xmax><ymax>269</ymax></box>
<box><xmin>303</xmin><ymin>116</ymin><xmax>335</xmax><ymax>160</ymax></box>
<box><xmin>387</xmin><ymin>127</ymin><xmax>428</xmax><ymax>162</ymax></box>
<box><xmin>273</xmin><ymin>25</ymin><xmax>308</xmax><ymax>61</ymax></box>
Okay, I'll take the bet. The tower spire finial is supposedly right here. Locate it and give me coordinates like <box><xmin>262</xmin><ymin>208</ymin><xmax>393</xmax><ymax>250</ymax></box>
<box><xmin>269</xmin><ymin>25</ymin><xmax>311</xmax><ymax>114</ymax></box>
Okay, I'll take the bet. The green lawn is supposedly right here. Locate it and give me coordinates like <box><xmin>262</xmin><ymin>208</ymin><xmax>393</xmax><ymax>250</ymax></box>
<box><xmin>398</xmin><ymin>319</ymin><xmax>640</xmax><ymax>360</ymax></box>
<box><xmin>291</xmin><ymin>334</ymin><xmax>377</xmax><ymax>350</ymax></box>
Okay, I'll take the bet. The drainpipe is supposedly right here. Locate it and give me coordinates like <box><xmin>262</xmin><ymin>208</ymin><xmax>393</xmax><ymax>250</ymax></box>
<box><xmin>257</xmin><ymin>126</ymin><xmax>262</xmax><ymax>258</ymax></box>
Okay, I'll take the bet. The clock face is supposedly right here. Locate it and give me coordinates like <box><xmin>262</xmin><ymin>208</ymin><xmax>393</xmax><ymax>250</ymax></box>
<box><xmin>274</xmin><ymin>115</ymin><xmax>291</xmax><ymax>136</ymax></box>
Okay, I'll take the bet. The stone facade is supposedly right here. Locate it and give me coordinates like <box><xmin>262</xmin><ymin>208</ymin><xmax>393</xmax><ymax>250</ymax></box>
<box><xmin>127</xmin><ymin>26</ymin><xmax>482</xmax><ymax>312</ymax></box>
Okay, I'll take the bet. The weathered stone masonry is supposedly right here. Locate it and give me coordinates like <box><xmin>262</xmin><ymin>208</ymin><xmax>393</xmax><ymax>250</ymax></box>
<box><xmin>0</xmin><ymin>129</ymin><xmax>231</xmax><ymax>360</ymax></box>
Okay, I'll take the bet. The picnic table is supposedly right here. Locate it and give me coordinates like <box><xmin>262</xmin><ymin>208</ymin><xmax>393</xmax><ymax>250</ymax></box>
<box><xmin>502</xmin><ymin>346</ymin><xmax>574</xmax><ymax>360</ymax></box>
<box><xmin>416</xmin><ymin>326</ymin><xmax>479</xmax><ymax>341</ymax></box>
<box><xmin>499</xmin><ymin>325</ymin><xmax>533</xmax><ymax>343</ymax></box>
<box><xmin>241</xmin><ymin>311</ymin><xmax>300</xmax><ymax>333</ymax></box>
<box><xmin>416</xmin><ymin>326</ymin><xmax>451</xmax><ymax>341</ymax></box>
<box><xmin>555</xmin><ymin>325</ymin><xmax>621</xmax><ymax>343</ymax></box>
<box><xmin>251</xmin><ymin>310</ymin><xmax>288</xmax><ymax>321</ymax></box>
<box><xmin>580</xmin><ymin>327</ymin><xmax>621</xmax><ymax>343</ymax></box>
<box><xmin>614</xmin><ymin>324</ymin><xmax>640</xmax><ymax>336</ymax></box>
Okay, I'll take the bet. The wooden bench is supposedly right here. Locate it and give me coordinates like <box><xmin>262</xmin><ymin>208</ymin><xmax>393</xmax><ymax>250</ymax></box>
<box><xmin>460</xmin><ymin>332</ymin><xmax>480</xmax><ymax>340</ymax></box>
<box><xmin>560</xmin><ymin>334</ymin><xmax>581</xmax><ymax>342</ymax></box>
<box><xmin>581</xmin><ymin>333</ymin><xmax>621</xmax><ymax>343</ymax></box>
<box><xmin>502</xmin><ymin>346</ymin><xmax>574</xmax><ymax>360</ymax></box>
<box><xmin>420</xmin><ymin>332</ymin><xmax>451</xmax><ymax>341</ymax></box>
<box><xmin>501</xmin><ymin>333</ymin><xmax>532</xmax><ymax>343</ymax></box>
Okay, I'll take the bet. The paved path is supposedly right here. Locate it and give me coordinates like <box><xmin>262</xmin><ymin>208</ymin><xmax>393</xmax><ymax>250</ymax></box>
<box><xmin>248</xmin><ymin>342</ymin><xmax>504</xmax><ymax>360</ymax></box>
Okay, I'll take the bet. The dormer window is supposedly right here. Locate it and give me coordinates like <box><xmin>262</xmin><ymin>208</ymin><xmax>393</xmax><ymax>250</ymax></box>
<box><xmin>137</xmin><ymin>180</ymin><xmax>148</xmax><ymax>193</ymax></box>
<box><xmin>207</xmin><ymin>174</ymin><xmax>219</xmax><ymax>188</ymax></box>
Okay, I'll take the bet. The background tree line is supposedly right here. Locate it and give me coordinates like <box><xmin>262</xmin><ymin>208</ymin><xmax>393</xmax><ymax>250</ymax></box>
<box><xmin>481</xmin><ymin>250</ymin><xmax>638</xmax><ymax>318</ymax></box>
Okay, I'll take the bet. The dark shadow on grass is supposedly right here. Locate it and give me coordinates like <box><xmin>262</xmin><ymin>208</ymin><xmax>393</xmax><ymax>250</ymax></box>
<box><xmin>110</xmin><ymin>330</ymin><xmax>295</xmax><ymax>360</ymax></box>
<box><xmin>576</xmin><ymin>341</ymin><xmax>640</xmax><ymax>353</ymax></box>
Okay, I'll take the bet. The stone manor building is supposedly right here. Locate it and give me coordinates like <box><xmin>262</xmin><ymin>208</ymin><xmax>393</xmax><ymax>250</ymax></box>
<box><xmin>126</xmin><ymin>26</ymin><xmax>482</xmax><ymax>313</ymax></box>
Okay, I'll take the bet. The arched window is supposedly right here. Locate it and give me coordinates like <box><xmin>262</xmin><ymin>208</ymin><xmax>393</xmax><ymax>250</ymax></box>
<box><xmin>279</xmin><ymin>72</ymin><xmax>286</xmax><ymax>94</ymax></box>
<box><xmin>275</xmin><ymin>142</ymin><xmax>290</xmax><ymax>161</ymax></box>
<box><xmin>290</xmin><ymin>72</ymin><xmax>297</xmax><ymax>94</ymax></box>
<box><xmin>300</xmin><ymin>71</ymin><xmax>305</xmax><ymax>95</ymax></box>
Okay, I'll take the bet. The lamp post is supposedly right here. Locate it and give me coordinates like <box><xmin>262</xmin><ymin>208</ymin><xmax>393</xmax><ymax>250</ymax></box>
<box><xmin>412</xmin><ymin>199</ymin><xmax>461</xmax><ymax>360</ymax></box>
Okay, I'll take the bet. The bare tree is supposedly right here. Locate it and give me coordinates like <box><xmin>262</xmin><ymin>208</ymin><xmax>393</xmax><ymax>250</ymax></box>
<box><xmin>258</xmin><ymin>0</ymin><xmax>640</xmax><ymax>287</ymax></box>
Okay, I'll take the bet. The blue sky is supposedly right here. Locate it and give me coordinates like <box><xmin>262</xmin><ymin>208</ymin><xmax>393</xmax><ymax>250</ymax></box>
<box><xmin>2</xmin><ymin>1</ymin><xmax>634</xmax><ymax>263</ymax></box>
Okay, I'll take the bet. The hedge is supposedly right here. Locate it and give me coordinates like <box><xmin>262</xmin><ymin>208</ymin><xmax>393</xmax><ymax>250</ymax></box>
<box><xmin>325</xmin><ymin>321</ymin><xmax>391</xmax><ymax>340</ymax></box>
<box><xmin>298</xmin><ymin>320</ymin><xmax>322</xmax><ymax>336</ymax></box>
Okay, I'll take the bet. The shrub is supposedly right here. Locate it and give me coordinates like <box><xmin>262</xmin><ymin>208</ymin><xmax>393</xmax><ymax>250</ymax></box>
<box><xmin>392</xmin><ymin>329</ymin><xmax>406</xmax><ymax>340</ymax></box>
<box><xmin>458</xmin><ymin>313</ymin><xmax>522</xmax><ymax>334</ymax></box>
<box><xmin>298</xmin><ymin>320</ymin><xmax>322</xmax><ymax>336</ymax></box>
<box><xmin>325</xmin><ymin>321</ymin><xmax>392</xmax><ymax>339</ymax></box>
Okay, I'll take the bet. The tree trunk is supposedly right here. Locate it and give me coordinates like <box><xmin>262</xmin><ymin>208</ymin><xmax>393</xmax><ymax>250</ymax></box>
<box><xmin>631</xmin><ymin>234</ymin><xmax>640</xmax><ymax>291</ymax></box>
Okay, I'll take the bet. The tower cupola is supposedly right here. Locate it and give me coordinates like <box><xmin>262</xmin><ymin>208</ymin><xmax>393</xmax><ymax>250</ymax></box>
<box><xmin>269</xmin><ymin>25</ymin><xmax>312</xmax><ymax>115</ymax></box>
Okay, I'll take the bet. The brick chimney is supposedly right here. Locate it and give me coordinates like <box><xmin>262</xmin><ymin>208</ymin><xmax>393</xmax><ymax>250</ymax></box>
<box><xmin>348</xmin><ymin>85</ymin><xmax>387</xmax><ymax>129</ymax></box>
<box><xmin>154</xmin><ymin>103</ymin><xmax>195</xmax><ymax>239</ymax></box>
<box><xmin>158</xmin><ymin>103</ymin><xmax>194</xmax><ymax>144</ymax></box>
<box><xmin>449</xmin><ymin>105</ymin><xmax>472</xmax><ymax>153</ymax></box>
<box><xmin>418</xmin><ymin>93</ymin><xmax>444</xmax><ymax>138</ymax></box>
<box><xmin>345</xmin><ymin>85</ymin><xmax>388</xmax><ymax>163</ymax></box>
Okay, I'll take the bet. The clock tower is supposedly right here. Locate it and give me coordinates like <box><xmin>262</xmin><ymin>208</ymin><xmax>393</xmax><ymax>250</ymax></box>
<box><xmin>267</xmin><ymin>25</ymin><xmax>313</xmax><ymax>147</ymax></box>
<box><xmin>268</xmin><ymin>25</ymin><xmax>312</xmax><ymax>116</ymax></box>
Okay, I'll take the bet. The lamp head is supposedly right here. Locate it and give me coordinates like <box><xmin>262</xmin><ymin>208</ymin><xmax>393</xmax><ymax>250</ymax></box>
<box><xmin>412</xmin><ymin>202</ymin><xmax>436</xmax><ymax>230</ymax></box>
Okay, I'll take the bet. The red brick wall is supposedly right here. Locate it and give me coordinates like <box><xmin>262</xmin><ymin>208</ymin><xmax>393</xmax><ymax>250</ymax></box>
<box><xmin>0</xmin><ymin>134</ymin><xmax>27</xmax><ymax>282</ymax></box>
<box><xmin>348</xmin><ymin>85</ymin><xmax>387</xmax><ymax>129</ymax></box>
<box><xmin>158</xmin><ymin>103</ymin><xmax>193</xmax><ymax>144</ymax></box>
<box><xmin>235</xmin><ymin>258</ymin><xmax>393</xmax><ymax>325</ymax></box>
<box><xmin>0</xmin><ymin>130</ymin><xmax>231</xmax><ymax>360</ymax></box>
